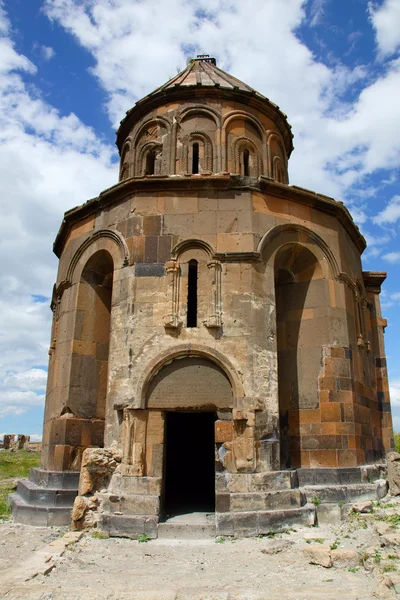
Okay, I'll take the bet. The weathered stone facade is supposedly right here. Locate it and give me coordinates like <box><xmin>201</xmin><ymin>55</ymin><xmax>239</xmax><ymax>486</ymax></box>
<box><xmin>11</xmin><ymin>56</ymin><xmax>393</xmax><ymax>535</ymax></box>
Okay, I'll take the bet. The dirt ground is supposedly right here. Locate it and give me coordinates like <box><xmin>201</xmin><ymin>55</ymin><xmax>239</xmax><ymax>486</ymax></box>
<box><xmin>2</xmin><ymin>499</ymin><xmax>400</xmax><ymax>600</ymax></box>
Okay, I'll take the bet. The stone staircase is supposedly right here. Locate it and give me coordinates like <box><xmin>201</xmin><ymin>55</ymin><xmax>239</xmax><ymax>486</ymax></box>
<box><xmin>297</xmin><ymin>465</ymin><xmax>388</xmax><ymax>525</ymax></box>
<box><xmin>215</xmin><ymin>470</ymin><xmax>316</xmax><ymax>536</ymax></box>
<box><xmin>10</xmin><ymin>464</ymin><xmax>387</xmax><ymax>534</ymax></box>
<box><xmin>158</xmin><ymin>513</ymin><xmax>216</xmax><ymax>539</ymax></box>
<box><xmin>9</xmin><ymin>468</ymin><xmax>79</xmax><ymax>527</ymax></box>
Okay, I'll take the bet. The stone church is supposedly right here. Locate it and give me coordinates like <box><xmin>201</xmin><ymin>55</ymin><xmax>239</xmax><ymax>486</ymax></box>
<box><xmin>11</xmin><ymin>55</ymin><xmax>393</xmax><ymax>537</ymax></box>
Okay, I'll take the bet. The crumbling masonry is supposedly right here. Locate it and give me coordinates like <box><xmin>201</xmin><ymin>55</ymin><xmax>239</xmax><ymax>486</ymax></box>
<box><xmin>11</xmin><ymin>56</ymin><xmax>393</xmax><ymax>536</ymax></box>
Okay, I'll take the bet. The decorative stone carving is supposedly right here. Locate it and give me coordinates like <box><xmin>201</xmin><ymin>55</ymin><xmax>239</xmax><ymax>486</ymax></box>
<box><xmin>204</xmin><ymin>260</ymin><xmax>222</xmax><ymax>328</ymax></box>
<box><xmin>121</xmin><ymin>408</ymin><xmax>146</xmax><ymax>476</ymax></box>
<box><xmin>163</xmin><ymin>260</ymin><xmax>181</xmax><ymax>329</ymax></box>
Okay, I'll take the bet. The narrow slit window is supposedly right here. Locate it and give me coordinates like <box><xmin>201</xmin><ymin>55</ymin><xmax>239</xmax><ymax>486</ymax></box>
<box><xmin>243</xmin><ymin>149</ymin><xmax>250</xmax><ymax>176</ymax></box>
<box><xmin>187</xmin><ymin>259</ymin><xmax>198</xmax><ymax>327</ymax></box>
<box><xmin>192</xmin><ymin>142</ymin><xmax>199</xmax><ymax>174</ymax></box>
<box><xmin>145</xmin><ymin>150</ymin><xmax>156</xmax><ymax>175</ymax></box>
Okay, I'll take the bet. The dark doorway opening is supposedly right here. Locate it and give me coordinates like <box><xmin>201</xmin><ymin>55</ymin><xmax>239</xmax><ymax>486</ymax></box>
<box><xmin>163</xmin><ymin>412</ymin><xmax>216</xmax><ymax>517</ymax></box>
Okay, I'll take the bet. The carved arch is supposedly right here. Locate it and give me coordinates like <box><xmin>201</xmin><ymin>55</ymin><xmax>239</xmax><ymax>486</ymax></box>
<box><xmin>178</xmin><ymin>105</ymin><xmax>221</xmax><ymax>128</ymax></box>
<box><xmin>119</xmin><ymin>140</ymin><xmax>132</xmax><ymax>181</ymax></box>
<box><xmin>132</xmin><ymin>116</ymin><xmax>171</xmax><ymax>176</ymax></box>
<box><xmin>165</xmin><ymin>239</ymin><xmax>221</xmax><ymax>329</ymax></box>
<box><xmin>233</xmin><ymin>136</ymin><xmax>263</xmax><ymax>176</ymax></box>
<box><xmin>136</xmin><ymin>141</ymin><xmax>163</xmax><ymax>176</ymax></box>
<box><xmin>267</xmin><ymin>131</ymin><xmax>288</xmax><ymax>182</ymax></box>
<box><xmin>258</xmin><ymin>223</ymin><xmax>340</xmax><ymax>279</ymax></box>
<box><xmin>66</xmin><ymin>229</ymin><xmax>129</xmax><ymax>286</ymax></box>
<box><xmin>171</xmin><ymin>238</ymin><xmax>215</xmax><ymax>260</ymax></box>
<box><xmin>135</xmin><ymin>343</ymin><xmax>245</xmax><ymax>409</ymax></box>
<box><xmin>223</xmin><ymin>111</ymin><xmax>266</xmax><ymax>142</ymax></box>
<box><xmin>182</xmin><ymin>131</ymin><xmax>213</xmax><ymax>173</ymax></box>
<box><xmin>132</xmin><ymin>115</ymin><xmax>171</xmax><ymax>148</ymax></box>
<box><xmin>273</xmin><ymin>156</ymin><xmax>287</xmax><ymax>184</ymax></box>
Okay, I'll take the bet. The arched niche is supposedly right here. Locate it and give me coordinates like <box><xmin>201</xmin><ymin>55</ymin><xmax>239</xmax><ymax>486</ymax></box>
<box><xmin>224</xmin><ymin>113</ymin><xmax>264</xmax><ymax>174</ymax></box>
<box><xmin>137</xmin><ymin>142</ymin><xmax>163</xmax><ymax>176</ymax></box>
<box><xmin>146</xmin><ymin>356</ymin><xmax>233</xmax><ymax>410</ymax></box>
<box><xmin>70</xmin><ymin>249</ymin><xmax>114</xmax><ymax>427</ymax></box>
<box><xmin>164</xmin><ymin>239</ymin><xmax>222</xmax><ymax>330</ymax></box>
<box><xmin>119</xmin><ymin>141</ymin><xmax>132</xmax><ymax>181</ymax></box>
<box><xmin>267</xmin><ymin>131</ymin><xmax>288</xmax><ymax>183</ymax></box>
<box><xmin>274</xmin><ymin>242</ymin><xmax>328</xmax><ymax>469</ymax></box>
<box><xmin>133</xmin><ymin>117</ymin><xmax>169</xmax><ymax>176</ymax></box>
<box><xmin>65</xmin><ymin>229</ymin><xmax>129</xmax><ymax>287</ymax></box>
<box><xmin>258</xmin><ymin>223</ymin><xmax>339</xmax><ymax>280</ymax></box>
<box><xmin>177</xmin><ymin>113</ymin><xmax>216</xmax><ymax>174</ymax></box>
<box><xmin>273</xmin><ymin>156</ymin><xmax>287</xmax><ymax>184</ymax></box>
<box><xmin>233</xmin><ymin>137</ymin><xmax>262</xmax><ymax>177</ymax></box>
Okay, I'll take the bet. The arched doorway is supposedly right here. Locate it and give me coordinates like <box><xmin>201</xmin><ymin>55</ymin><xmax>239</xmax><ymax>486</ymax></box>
<box><xmin>146</xmin><ymin>356</ymin><xmax>233</xmax><ymax>517</ymax></box>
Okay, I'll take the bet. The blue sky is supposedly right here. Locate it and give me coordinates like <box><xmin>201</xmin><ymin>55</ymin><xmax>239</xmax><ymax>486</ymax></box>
<box><xmin>0</xmin><ymin>0</ymin><xmax>400</xmax><ymax>440</ymax></box>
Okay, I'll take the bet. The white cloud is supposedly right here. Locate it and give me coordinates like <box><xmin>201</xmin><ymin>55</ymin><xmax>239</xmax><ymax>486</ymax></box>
<box><xmin>373</xmin><ymin>195</ymin><xmax>400</xmax><ymax>224</ymax></box>
<box><xmin>390</xmin><ymin>380</ymin><xmax>400</xmax><ymax>408</ymax></box>
<box><xmin>369</xmin><ymin>0</ymin><xmax>400</xmax><ymax>58</ymax></box>
<box><xmin>308</xmin><ymin>0</ymin><xmax>327</xmax><ymax>27</ymax></box>
<box><xmin>40</xmin><ymin>45</ymin><xmax>55</xmax><ymax>60</ymax></box>
<box><xmin>0</xmin><ymin>0</ymin><xmax>396</xmax><ymax>428</ymax></box>
<box><xmin>383</xmin><ymin>252</ymin><xmax>400</xmax><ymax>263</ymax></box>
<box><xmin>0</xmin><ymin>367</ymin><xmax>47</xmax><ymax>418</ymax></box>
<box><xmin>42</xmin><ymin>0</ymin><xmax>400</xmax><ymax>204</ymax></box>
<box><xmin>33</xmin><ymin>43</ymin><xmax>55</xmax><ymax>61</ymax></box>
<box><xmin>0</xmin><ymin>4</ymin><xmax>117</xmax><ymax>420</ymax></box>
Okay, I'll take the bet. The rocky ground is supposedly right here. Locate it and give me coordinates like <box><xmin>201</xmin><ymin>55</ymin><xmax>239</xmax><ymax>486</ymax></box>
<box><xmin>2</xmin><ymin>496</ymin><xmax>400</xmax><ymax>599</ymax></box>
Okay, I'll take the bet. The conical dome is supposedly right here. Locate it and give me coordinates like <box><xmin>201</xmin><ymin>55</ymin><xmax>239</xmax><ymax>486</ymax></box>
<box><xmin>116</xmin><ymin>55</ymin><xmax>293</xmax><ymax>183</ymax></box>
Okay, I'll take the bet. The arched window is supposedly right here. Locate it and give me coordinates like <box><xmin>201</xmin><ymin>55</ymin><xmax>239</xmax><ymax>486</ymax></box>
<box><xmin>145</xmin><ymin>150</ymin><xmax>156</xmax><ymax>175</ymax></box>
<box><xmin>192</xmin><ymin>142</ymin><xmax>199</xmax><ymax>174</ymax></box>
<box><xmin>187</xmin><ymin>259</ymin><xmax>198</xmax><ymax>327</ymax></box>
<box><xmin>234</xmin><ymin>139</ymin><xmax>261</xmax><ymax>177</ymax></box>
<box><xmin>243</xmin><ymin>149</ymin><xmax>250</xmax><ymax>176</ymax></box>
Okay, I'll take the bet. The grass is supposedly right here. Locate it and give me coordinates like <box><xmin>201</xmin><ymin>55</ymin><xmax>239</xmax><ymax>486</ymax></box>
<box><xmin>137</xmin><ymin>533</ymin><xmax>151</xmax><ymax>543</ymax></box>
<box><xmin>382</xmin><ymin>564</ymin><xmax>397</xmax><ymax>573</ymax></box>
<box><xmin>0</xmin><ymin>450</ymin><xmax>40</xmax><ymax>519</ymax></box>
<box><xmin>383</xmin><ymin>514</ymin><xmax>400</xmax><ymax>527</ymax></box>
<box><xmin>91</xmin><ymin>530</ymin><xmax>109</xmax><ymax>539</ymax></box>
<box><xmin>394</xmin><ymin>432</ymin><xmax>400</xmax><ymax>453</ymax></box>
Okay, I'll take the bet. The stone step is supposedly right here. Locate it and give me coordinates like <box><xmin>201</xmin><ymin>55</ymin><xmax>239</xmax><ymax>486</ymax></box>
<box><xmin>29</xmin><ymin>468</ymin><xmax>80</xmax><ymax>490</ymax></box>
<box><xmin>8</xmin><ymin>493</ymin><xmax>73</xmax><ymax>527</ymax></box>
<box><xmin>302</xmin><ymin>483</ymin><xmax>377</xmax><ymax>504</ymax></box>
<box><xmin>219</xmin><ymin>470</ymin><xmax>298</xmax><ymax>493</ymax></box>
<box><xmin>99</xmin><ymin>513</ymin><xmax>158</xmax><ymax>539</ymax></box>
<box><xmin>158</xmin><ymin>512</ymin><xmax>216</xmax><ymax>540</ymax></box>
<box><xmin>99</xmin><ymin>492</ymin><xmax>160</xmax><ymax>515</ymax></box>
<box><xmin>216</xmin><ymin>503</ymin><xmax>316</xmax><ymax>537</ymax></box>
<box><xmin>297</xmin><ymin>465</ymin><xmax>386</xmax><ymax>486</ymax></box>
<box><xmin>228</xmin><ymin>489</ymin><xmax>305</xmax><ymax>512</ymax></box>
<box><xmin>17</xmin><ymin>479</ymin><xmax>77</xmax><ymax>508</ymax></box>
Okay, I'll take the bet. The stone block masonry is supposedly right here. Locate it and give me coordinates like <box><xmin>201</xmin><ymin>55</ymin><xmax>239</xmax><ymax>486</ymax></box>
<box><xmin>10</xmin><ymin>55</ymin><xmax>393</xmax><ymax>537</ymax></box>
